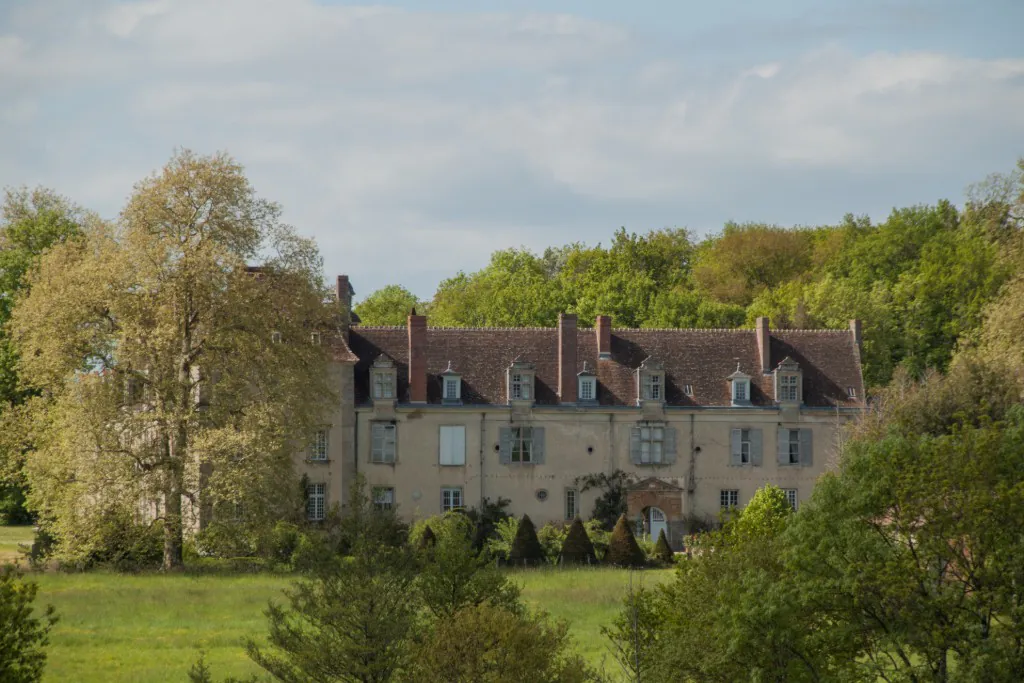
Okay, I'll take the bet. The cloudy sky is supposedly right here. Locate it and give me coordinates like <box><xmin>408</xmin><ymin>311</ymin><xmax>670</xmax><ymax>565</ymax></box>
<box><xmin>2</xmin><ymin>1</ymin><xmax>1023</xmax><ymax>299</ymax></box>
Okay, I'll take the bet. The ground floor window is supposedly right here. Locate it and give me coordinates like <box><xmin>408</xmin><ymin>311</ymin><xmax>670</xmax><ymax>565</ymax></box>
<box><xmin>565</xmin><ymin>488</ymin><xmax>578</xmax><ymax>520</ymax></box>
<box><xmin>441</xmin><ymin>486</ymin><xmax>463</xmax><ymax>513</ymax></box>
<box><xmin>784</xmin><ymin>488</ymin><xmax>798</xmax><ymax>510</ymax></box>
<box><xmin>720</xmin><ymin>489</ymin><xmax>739</xmax><ymax>510</ymax></box>
<box><xmin>373</xmin><ymin>486</ymin><xmax>395</xmax><ymax>512</ymax></box>
<box><xmin>307</xmin><ymin>483</ymin><xmax>326</xmax><ymax>521</ymax></box>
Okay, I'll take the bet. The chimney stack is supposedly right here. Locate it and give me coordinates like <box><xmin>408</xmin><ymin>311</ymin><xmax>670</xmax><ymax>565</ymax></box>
<box><xmin>336</xmin><ymin>275</ymin><xmax>353</xmax><ymax>329</ymax></box>
<box><xmin>596</xmin><ymin>315</ymin><xmax>612</xmax><ymax>360</ymax></box>
<box><xmin>755</xmin><ymin>317</ymin><xmax>771</xmax><ymax>374</ymax></box>
<box><xmin>407</xmin><ymin>312</ymin><xmax>427</xmax><ymax>403</ymax></box>
<box><xmin>558</xmin><ymin>313</ymin><xmax>578</xmax><ymax>403</ymax></box>
<box><xmin>850</xmin><ymin>319</ymin><xmax>862</xmax><ymax>349</ymax></box>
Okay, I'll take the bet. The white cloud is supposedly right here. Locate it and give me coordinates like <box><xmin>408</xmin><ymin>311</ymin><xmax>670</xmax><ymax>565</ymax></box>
<box><xmin>1</xmin><ymin>1</ymin><xmax>1022</xmax><ymax>298</ymax></box>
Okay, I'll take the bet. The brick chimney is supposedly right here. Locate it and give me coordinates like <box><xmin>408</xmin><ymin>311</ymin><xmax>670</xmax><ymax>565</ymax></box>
<box><xmin>755</xmin><ymin>316</ymin><xmax>771</xmax><ymax>374</ymax></box>
<box><xmin>336</xmin><ymin>275</ymin><xmax>353</xmax><ymax>330</ymax></box>
<box><xmin>558</xmin><ymin>313</ymin><xmax>578</xmax><ymax>403</ymax></box>
<box><xmin>407</xmin><ymin>312</ymin><xmax>427</xmax><ymax>403</ymax></box>
<box><xmin>850</xmin><ymin>319</ymin><xmax>862</xmax><ymax>349</ymax></box>
<box><xmin>596</xmin><ymin>315</ymin><xmax>612</xmax><ymax>360</ymax></box>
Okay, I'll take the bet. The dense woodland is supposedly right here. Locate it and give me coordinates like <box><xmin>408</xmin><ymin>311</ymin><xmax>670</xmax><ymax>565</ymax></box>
<box><xmin>2</xmin><ymin>154</ymin><xmax>1024</xmax><ymax>682</ymax></box>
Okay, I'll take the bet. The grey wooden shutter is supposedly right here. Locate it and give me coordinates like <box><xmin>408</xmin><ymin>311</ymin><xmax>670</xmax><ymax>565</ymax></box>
<box><xmin>630</xmin><ymin>427</ymin><xmax>642</xmax><ymax>465</ymax></box>
<box><xmin>751</xmin><ymin>429</ymin><xmax>763</xmax><ymax>467</ymax></box>
<box><xmin>532</xmin><ymin>427</ymin><xmax>545</xmax><ymax>465</ymax></box>
<box><xmin>777</xmin><ymin>428</ymin><xmax>789</xmax><ymax>465</ymax></box>
<box><xmin>800</xmin><ymin>429</ymin><xmax>813</xmax><ymax>467</ymax></box>
<box><xmin>499</xmin><ymin>427</ymin><xmax>513</xmax><ymax>465</ymax></box>
<box><xmin>663</xmin><ymin>427</ymin><xmax>677</xmax><ymax>464</ymax></box>
<box><xmin>730</xmin><ymin>429</ymin><xmax>742</xmax><ymax>467</ymax></box>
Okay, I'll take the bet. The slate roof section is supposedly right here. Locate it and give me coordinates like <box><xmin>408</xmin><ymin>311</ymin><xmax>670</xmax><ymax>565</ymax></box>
<box><xmin>347</xmin><ymin>325</ymin><xmax>864</xmax><ymax>408</ymax></box>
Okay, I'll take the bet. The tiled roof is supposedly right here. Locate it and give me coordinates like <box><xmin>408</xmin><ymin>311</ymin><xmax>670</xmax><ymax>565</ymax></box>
<box><xmin>347</xmin><ymin>324</ymin><xmax>864</xmax><ymax>408</ymax></box>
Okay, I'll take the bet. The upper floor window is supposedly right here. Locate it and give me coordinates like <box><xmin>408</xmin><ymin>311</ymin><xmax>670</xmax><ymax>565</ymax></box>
<box><xmin>778</xmin><ymin>428</ymin><xmax>813</xmax><ymax>467</ymax></box>
<box><xmin>441</xmin><ymin>361</ymin><xmax>462</xmax><ymax>404</ymax></box>
<box><xmin>439</xmin><ymin>425</ymin><xmax>466</xmax><ymax>466</ymax></box>
<box><xmin>774</xmin><ymin>357</ymin><xmax>802</xmax><ymax>404</ymax></box>
<box><xmin>371</xmin><ymin>355</ymin><xmax>397</xmax><ymax>401</ymax></box>
<box><xmin>310</xmin><ymin>429</ymin><xmax>328</xmax><ymax>461</ymax></box>
<box><xmin>371</xmin><ymin>422</ymin><xmax>397</xmax><ymax>463</ymax></box>
<box><xmin>730</xmin><ymin>427</ymin><xmax>763</xmax><ymax>466</ymax></box>
<box><xmin>630</xmin><ymin>422</ymin><xmax>677</xmax><ymax>466</ymax></box>
<box><xmin>728</xmin><ymin>365</ymin><xmax>752</xmax><ymax>407</ymax></box>
<box><xmin>499</xmin><ymin>425</ymin><xmax>546</xmax><ymax>465</ymax></box>
<box><xmin>637</xmin><ymin>358</ymin><xmax>665</xmax><ymax>403</ymax></box>
<box><xmin>578</xmin><ymin>363</ymin><xmax>597</xmax><ymax>403</ymax></box>
<box><xmin>507</xmin><ymin>361</ymin><xmax>535</xmax><ymax>403</ymax></box>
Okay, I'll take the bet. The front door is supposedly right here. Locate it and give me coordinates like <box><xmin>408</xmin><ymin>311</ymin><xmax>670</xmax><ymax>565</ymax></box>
<box><xmin>648</xmin><ymin>507</ymin><xmax>667</xmax><ymax>542</ymax></box>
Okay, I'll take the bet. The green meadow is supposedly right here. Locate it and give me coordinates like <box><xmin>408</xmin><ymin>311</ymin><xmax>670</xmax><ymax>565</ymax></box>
<box><xmin>3</xmin><ymin>534</ymin><xmax>672</xmax><ymax>682</ymax></box>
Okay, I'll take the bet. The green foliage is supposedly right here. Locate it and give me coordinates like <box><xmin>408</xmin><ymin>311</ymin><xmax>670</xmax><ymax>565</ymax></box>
<box><xmin>652</xmin><ymin>529</ymin><xmax>673</xmax><ymax>565</ymax></box>
<box><xmin>409</xmin><ymin>604</ymin><xmax>598</xmax><ymax>683</ymax></box>
<box><xmin>559</xmin><ymin>517</ymin><xmax>597</xmax><ymax>565</ymax></box>
<box><xmin>537</xmin><ymin>522</ymin><xmax>568</xmax><ymax>564</ymax></box>
<box><xmin>732</xmin><ymin>484</ymin><xmax>792</xmax><ymax>541</ymax></box>
<box><xmin>604</xmin><ymin>515</ymin><xmax>646</xmax><ymax>568</ymax></box>
<box><xmin>352</xmin><ymin>285</ymin><xmax>421</xmax><ymax>326</ymax></box>
<box><xmin>0</xmin><ymin>566</ymin><xmax>58</xmax><ymax>683</ymax></box>
<box><xmin>485</xmin><ymin>516</ymin><xmax>518</xmax><ymax>561</ymax></box>
<box><xmin>417</xmin><ymin>525</ymin><xmax>436</xmax><ymax>549</ymax></box>
<box><xmin>576</xmin><ymin>470</ymin><xmax>631</xmax><ymax>530</ymax></box>
<box><xmin>601</xmin><ymin>585</ymin><xmax>664</xmax><ymax>683</ymax></box>
<box><xmin>507</xmin><ymin>514</ymin><xmax>545</xmax><ymax>566</ymax></box>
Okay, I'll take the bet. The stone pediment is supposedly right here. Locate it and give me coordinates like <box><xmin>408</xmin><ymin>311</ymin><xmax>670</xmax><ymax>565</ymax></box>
<box><xmin>627</xmin><ymin>477</ymin><xmax>682</xmax><ymax>493</ymax></box>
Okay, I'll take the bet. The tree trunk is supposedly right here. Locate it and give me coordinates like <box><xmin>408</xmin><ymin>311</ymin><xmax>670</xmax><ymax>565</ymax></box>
<box><xmin>163</xmin><ymin>461</ymin><xmax>184</xmax><ymax>570</ymax></box>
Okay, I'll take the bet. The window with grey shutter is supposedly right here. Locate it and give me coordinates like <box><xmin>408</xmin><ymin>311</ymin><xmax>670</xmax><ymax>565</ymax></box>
<box><xmin>630</xmin><ymin>427</ymin><xmax>642</xmax><ymax>465</ymax></box>
<box><xmin>499</xmin><ymin>427</ymin><xmax>513</xmax><ymax>465</ymax></box>
<box><xmin>750</xmin><ymin>429</ymin><xmax>763</xmax><ymax>466</ymax></box>
<box><xmin>799</xmin><ymin>429</ymin><xmax>813</xmax><ymax>467</ymax></box>
<box><xmin>730</xmin><ymin>428</ymin><xmax>742</xmax><ymax>466</ymax></box>
<box><xmin>663</xmin><ymin>427</ymin><xmax>677</xmax><ymax>464</ymax></box>
<box><xmin>532</xmin><ymin>427</ymin><xmax>545</xmax><ymax>465</ymax></box>
<box><xmin>777</xmin><ymin>428</ymin><xmax>790</xmax><ymax>465</ymax></box>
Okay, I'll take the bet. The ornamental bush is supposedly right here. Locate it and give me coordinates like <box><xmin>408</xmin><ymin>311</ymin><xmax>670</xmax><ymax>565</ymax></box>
<box><xmin>654</xmin><ymin>528</ymin><xmax>674</xmax><ymax>565</ymax></box>
<box><xmin>507</xmin><ymin>514</ymin><xmax>545</xmax><ymax>566</ymax></box>
<box><xmin>604</xmin><ymin>514</ymin><xmax>647</xmax><ymax>568</ymax></box>
<box><xmin>559</xmin><ymin>518</ymin><xmax>597</xmax><ymax>565</ymax></box>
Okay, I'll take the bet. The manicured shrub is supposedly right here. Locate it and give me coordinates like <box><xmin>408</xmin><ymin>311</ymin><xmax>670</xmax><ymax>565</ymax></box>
<box><xmin>507</xmin><ymin>514</ymin><xmax>545</xmax><ymax>566</ymax></box>
<box><xmin>559</xmin><ymin>517</ymin><xmax>597</xmax><ymax>565</ymax></box>
<box><xmin>604</xmin><ymin>514</ymin><xmax>647</xmax><ymax>568</ymax></box>
<box><xmin>654</xmin><ymin>528</ymin><xmax>674</xmax><ymax>565</ymax></box>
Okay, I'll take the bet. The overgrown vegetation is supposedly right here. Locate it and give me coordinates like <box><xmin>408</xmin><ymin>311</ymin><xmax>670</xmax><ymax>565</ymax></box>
<box><xmin>0</xmin><ymin>566</ymin><xmax>57</xmax><ymax>683</ymax></box>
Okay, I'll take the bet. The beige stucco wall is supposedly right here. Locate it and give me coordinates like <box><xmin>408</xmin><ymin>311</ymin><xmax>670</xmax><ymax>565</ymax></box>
<box><xmin>345</xmin><ymin>400</ymin><xmax>851</xmax><ymax>527</ymax></box>
<box><xmin>293</xmin><ymin>363</ymin><xmax>356</xmax><ymax>516</ymax></box>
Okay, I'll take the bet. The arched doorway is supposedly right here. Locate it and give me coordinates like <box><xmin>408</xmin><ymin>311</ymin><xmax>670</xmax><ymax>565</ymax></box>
<box><xmin>648</xmin><ymin>506</ymin><xmax>667</xmax><ymax>542</ymax></box>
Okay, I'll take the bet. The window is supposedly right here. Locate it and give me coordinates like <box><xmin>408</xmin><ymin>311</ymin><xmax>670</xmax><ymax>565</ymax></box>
<box><xmin>779</xmin><ymin>374</ymin><xmax>799</xmax><ymax>402</ymax></box>
<box><xmin>310</xmin><ymin>331</ymin><xmax>322</xmax><ymax>345</ymax></box>
<box><xmin>372</xmin><ymin>372</ymin><xmax>394</xmax><ymax>400</ymax></box>
<box><xmin>734</xmin><ymin>380</ymin><xmax>748</xmax><ymax>401</ymax></box>
<box><xmin>271</xmin><ymin>331</ymin><xmax>282</xmax><ymax>344</ymax></box>
<box><xmin>310</xmin><ymin>429</ymin><xmax>328</xmax><ymax>461</ymax></box>
<box><xmin>739</xmin><ymin>428</ymin><xmax>751</xmax><ymax>464</ymax></box>
<box><xmin>439</xmin><ymin>425</ymin><xmax>466</xmax><ymax>466</ymax></box>
<box><xmin>307</xmin><ymin>483</ymin><xmax>326</xmax><ymax>521</ymax></box>
<box><xmin>784</xmin><ymin>488</ymin><xmax>798</xmax><ymax>510</ymax></box>
<box><xmin>683</xmin><ymin>384</ymin><xmax>693</xmax><ymax>397</ymax></box>
<box><xmin>787</xmin><ymin>429</ymin><xmax>800</xmax><ymax>464</ymax></box>
<box><xmin>641</xmin><ymin>373</ymin><xmax>662</xmax><ymax>401</ymax></box>
<box><xmin>441</xmin><ymin>486</ymin><xmax>463</xmax><ymax>513</ymax></box>
<box><xmin>371</xmin><ymin>422</ymin><xmax>397</xmax><ymax>463</ymax></box>
<box><xmin>373</xmin><ymin>487</ymin><xmax>394</xmax><ymax>512</ymax></box>
<box><xmin>511</xmin><ymin>373</ymin><xmax>531</xmax><ymax>401</ymax></box>
<box><xmin>579</xmin><ymin>376</ymin><xmax>596</xmax><ymax>402</ymax></box>
<box><xmin>847</xmin><ymin>386</ymin><xmax>857</xmax><ymax>399</ymax></box>
<box><xmin>720</xmin><ymin>489</ymin><xmax>739</xmax><ymax>510</ymax></box>
<box><xmin>441</xmin><ymin>362</ymin><xmax>462</xmax><ymax>403</ymax></box>
<box><xmin>511</xmin><ymin>426</ymin><xmax>534</xmax><ymax>463</ymax></box>
<box><xmin>639</xmin><ymin>425</ymin><xmax>665</xmax><ymax>464</ymax></box>
<box><xmin>444</xmin><ymin>378</ymin><xmax>460</xmax><ymax>401</ymax></box>
<box><xmin>565</xmin><ymin>488</ymin><xmax>578</xmax><ymax>520</ymax></box>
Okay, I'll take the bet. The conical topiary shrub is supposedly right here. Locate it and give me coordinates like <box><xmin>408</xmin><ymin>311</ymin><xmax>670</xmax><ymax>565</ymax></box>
<box><xmin>604</xmin><ymin>514</ymin><xmax>647</xmax><ymax>567</ymax></box>
<box><xmin>507</xmin><ymin>514</ymin><xmax>545</xmax><ymax>566</ymax></box>
<box><xmin>559</xmin><ymin>517</ymin><xmax>597</xmax><ymax>565</ymax></box>
<box><xmin>654</xmin><ymin>528</ymin><xmax>674</xmax><ymax>565</ymax></box>
<box><xmin>418</xmin><ymin>525</ymin><xmax>437</xmax><ymax>550</ymax></box>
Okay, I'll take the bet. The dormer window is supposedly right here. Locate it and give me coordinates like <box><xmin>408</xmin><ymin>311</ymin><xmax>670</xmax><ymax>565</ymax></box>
<box><xmin>728</xmin><ymin>364</ymin><xmax>752</xmax><ymax>407</ymax></box>
<box><xmin>507</xmin><ymin>361</ymin><xmax>535</xmax><ymax>403</ymax></box>
<box><xmin>637</xmin><ymin>358</ymin><xmax>665</xmax><ymax>404</ymax></box>
<box><xmin>773</xmin><ymin>357</ymin><xmax>802</xmax><ymax>405</ymax></box>
<box><xmin>310</xmin><ymin>331</ymin><xmax>322</xmax><ymax>345</ymax></box>
<box><xmin>441</xmin><ymin>361</ymin><xmax>462</xmax><ymax>405</ymax></box>
<box><xmin>578</xmin><ymin>362</ymin><xmax>597</xmax><ymax>404</ymax></box>
<box><xmin>371</xmin><ymin>355</ymin><xmax>397</xmax><ymax>401</ymax></box>
<box><xmin>271</xmin><ymin>331</ymin><xmax>282</xmax><ymax>344</ymax></box>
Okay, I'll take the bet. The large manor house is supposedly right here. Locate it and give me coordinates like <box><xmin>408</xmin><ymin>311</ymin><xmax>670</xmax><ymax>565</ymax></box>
<box><xmin>309</xmin><ymin>276</ymin><xmax>866</xmax><ymax>548</ymax></box>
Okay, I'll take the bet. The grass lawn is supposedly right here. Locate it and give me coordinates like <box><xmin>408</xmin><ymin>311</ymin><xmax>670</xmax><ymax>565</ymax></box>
<box><xmin>0</xmin><ymin>524</ymin><xmax>34</xmax><ymax>565</ymax></box>
<box><xmin>20</xmin><ymin>559</ymin><xmax>672</xmax><ymax>682</ymax></box>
